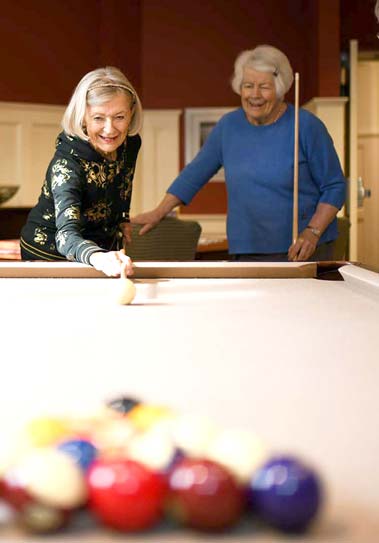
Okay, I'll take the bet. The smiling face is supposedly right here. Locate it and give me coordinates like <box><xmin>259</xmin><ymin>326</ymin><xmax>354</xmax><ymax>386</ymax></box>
<box><xmin>240</xmin><ymin>67</ymin><xmax>283</xmax><ymax>126</ymax></box>
<box><xmin>84</xmin><ymin>92</ymin><xmax>133</xmax><ymax>158</ymax></box>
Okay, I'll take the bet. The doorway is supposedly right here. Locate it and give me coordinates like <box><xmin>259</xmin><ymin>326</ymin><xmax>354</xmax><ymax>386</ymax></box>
<box><xmin>357</xmin><ymin>55</ymin><xmax>379</xmax><ymax>269</ymax></box>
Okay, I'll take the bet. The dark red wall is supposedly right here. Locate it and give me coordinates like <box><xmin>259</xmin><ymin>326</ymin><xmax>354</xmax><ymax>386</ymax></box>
<box><xmin>0</xmin><ymin>0</ymin><xmax>141</xmax><ymax>105</ymax></box>
<box><xmin>141</xmin><ymin>0</ymin><xmax>332</xmax><ymax>108</ymax></box>
<box><xmin>0</xmin><ymin>0</ymin><xmax>346</xmax><ymax>108</ymax></box>
<box><xmin>305</xmin><ymin>0</ymin><xmax>341</xmax><ymax>98</ymax></box>
<box><xmin>0</xmin><ymin>0</ymin><xmax>379</xmax><ymax>108</ymax></box>
<box><xmin>341</xmin><ymin>0</ymin><xmax>379</xmax><ymax>51</ymax></box>
<box><xmin>1</xmin><ymin>0</ymin><xmax>378</xmax><ymax>108</ymax></box>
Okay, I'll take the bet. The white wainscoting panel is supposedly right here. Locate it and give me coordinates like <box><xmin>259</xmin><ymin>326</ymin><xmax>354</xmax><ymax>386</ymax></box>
<box><xmin>131</xmin><ymin>109</ymin><xmax>181</xmax><ymax>215</ymax></box>
<box><xmin>0</xmin><ymin>102</ymin><xmax>65</xmax><ymax>207</ymax></box>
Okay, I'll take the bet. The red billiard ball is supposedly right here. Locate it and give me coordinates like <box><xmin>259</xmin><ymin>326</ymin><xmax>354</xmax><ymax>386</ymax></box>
<box><xmin>167</xmin><ymin>457</ymin><xmax>244</xmax><ymax>531</ymax></box>
<box><xmin>87</xmin><ymin>458</ymin><xmax>167</xmax><ymax>531</ymax></box>
<box><xmin>1</xmin><ymin>468</ymin><xmax>31</xmax><ymax>510</ymax></box>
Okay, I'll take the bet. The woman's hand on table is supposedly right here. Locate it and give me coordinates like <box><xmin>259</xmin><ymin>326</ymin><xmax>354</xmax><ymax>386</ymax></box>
<box><xmin>131</xmin><ymin>209</ymin><xmax>162</xmax><ymax>235</ymax></box>
<box><xmin>89</xmin><ymin>249</ymin><xmax>134</xmax><ymax>277</ymax></box>
<box><xmin>288</xmin><ymin>229</ymin><xmax>318</xmax><ymax>261</ymax></box>
<box><xmin>131</xmin><ymin>194</ymin><xmax>182</xmax><ymax>235</ymax></box>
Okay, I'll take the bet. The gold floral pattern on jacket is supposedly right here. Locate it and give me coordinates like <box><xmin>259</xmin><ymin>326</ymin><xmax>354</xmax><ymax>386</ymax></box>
<box><xmin>42</xmin><ymin>179</ymin><xmax>51</xmax><ymax>198</ymax></box>
<box><xmin>42</xmin><ymin>210</ymin><xmax>54</xmax><ymax>221</ymax></box>
<box><xmin>64</xmin><ymin>205</ymin><xmax>80</xmax><ymax>220</ymax></box>
<box><xmin>56</xmin><ymin>231</ymin><xmax>68</xmax><ymax>248</ymax></box>
<box><xmin>33</xmin><ymin>227</ymin><xmax>48</xmax><ymax>245</ymax></box>
<box><xmin>84</xmin><ymin>201</ymin><xmax>111</xmax><ymax>222</ymax></box>
<box><xmin>80</xmin><ymin>161</ymin><xmax>108</xmax><ymax>188</ymax></box>
<box><xmin>51</xmin><ymin>159</ymin><xmax>71</xmax><ymax>189</ymax></box>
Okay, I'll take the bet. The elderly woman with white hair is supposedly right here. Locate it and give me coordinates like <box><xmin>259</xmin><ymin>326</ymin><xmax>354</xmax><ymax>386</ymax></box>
<box><xmin>20</xmin><ymin>67</ymin><xmax>142</xmax><ymax>276</ymax></box>
<box><xmin>133</xmin><ymin>45</ymin><xmax>346</xmax><ymax>262</ymax></box>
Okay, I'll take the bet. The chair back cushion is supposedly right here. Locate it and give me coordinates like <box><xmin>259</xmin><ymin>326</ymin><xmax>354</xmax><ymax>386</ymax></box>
<box><xmin>126</xmin><ymin>217</ymin><xmax>202</xmax><ymax>261</ymax></box>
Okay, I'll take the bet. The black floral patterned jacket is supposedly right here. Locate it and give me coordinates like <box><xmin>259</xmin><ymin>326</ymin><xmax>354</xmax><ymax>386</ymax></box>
<box><xmin>20</xmin><ymin>132</ymin><xmax>141</xmax><ymax>264</ymax></box>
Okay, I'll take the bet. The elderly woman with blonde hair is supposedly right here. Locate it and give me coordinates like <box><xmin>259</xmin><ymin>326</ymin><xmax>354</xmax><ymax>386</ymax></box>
<box><xmin>20</xmin><ymin>67</ymin><xmax>142</xmax><ymax>276</ymax></box>
<box><xmin>133</xmin><ymin>45</ymin><xmax>346</xmax><ymax>262</ymax></box>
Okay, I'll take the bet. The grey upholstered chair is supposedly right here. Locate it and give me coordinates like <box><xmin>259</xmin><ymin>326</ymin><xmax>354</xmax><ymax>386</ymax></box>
<box><xmin>126</xmin><ymin>216</ymin><xmax>202</xmax><ymax>261</ymax></box>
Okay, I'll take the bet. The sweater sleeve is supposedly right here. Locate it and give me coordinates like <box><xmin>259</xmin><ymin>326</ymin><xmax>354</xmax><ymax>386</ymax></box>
<box><xmin>167</xmin><ymin>120</ymin><xmax>224</xmax><ymax>204</ymax></box>
<box><xmin>50</xmin><ymin>157</ymin><xmax>105</xmax><ymax>265</ymax></box>
<box><xmin>301</xmin><ymin>112</ymin><xmax>346</xmax><ymax>209</ymax></box>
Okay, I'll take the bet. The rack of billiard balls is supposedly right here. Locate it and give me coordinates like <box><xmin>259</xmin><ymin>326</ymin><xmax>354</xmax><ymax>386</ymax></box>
<box><xmin>0</xmin><ymin>396</ymin><xmax>322</xmax><ymax>536</ymax></box>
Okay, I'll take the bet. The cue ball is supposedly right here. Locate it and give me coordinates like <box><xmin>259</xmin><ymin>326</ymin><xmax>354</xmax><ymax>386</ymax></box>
<box><xmin>117</xmin><ymin>279</ymin><xmax>136</xmax><ymax>305</ymax></box>
<box><xmin>14</xmin><ymin>449</ymin><xmax>88</xmax><ymax>509</ymax></box>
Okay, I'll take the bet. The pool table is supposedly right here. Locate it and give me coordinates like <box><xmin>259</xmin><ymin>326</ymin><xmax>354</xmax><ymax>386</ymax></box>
<box><xmin>0</xmin><ymin>261</ymin><xmax>378</xmax><ymax>542</ymax></box>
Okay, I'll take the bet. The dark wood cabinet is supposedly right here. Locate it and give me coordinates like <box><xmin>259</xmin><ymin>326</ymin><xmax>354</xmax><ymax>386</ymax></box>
<box><xmin>0</xmin><ymin>207</ymin><xmax>31</xmax><ymax>239</ymax></box>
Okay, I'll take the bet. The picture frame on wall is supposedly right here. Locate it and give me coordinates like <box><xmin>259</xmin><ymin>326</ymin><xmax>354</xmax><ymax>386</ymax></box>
<box><xmin>184</xmin><ymin>107</ymin><xmax>234</xmax><ymax>182</ymax></box>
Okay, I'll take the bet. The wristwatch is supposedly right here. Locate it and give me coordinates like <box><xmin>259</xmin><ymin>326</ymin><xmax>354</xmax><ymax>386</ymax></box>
<box><xmin>306</xmin><ymin>225</ymin><xmax>321</xmax><ymax>238</ymax></box>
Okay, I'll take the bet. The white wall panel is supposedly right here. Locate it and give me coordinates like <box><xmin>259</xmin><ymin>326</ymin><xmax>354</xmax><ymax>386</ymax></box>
<box><xmin>131</xmin><ymin>110</ymin><xmax>181</xmax><ymax>215</ymax></box>
<box><xmin>0</xmin><ymin>122</ymin><xmax>22</xmax><ymax>199</ymax></box>
<box><xmin>0</xmin><ymin>102</ymin><xmax>64</xmax><ymax>207</ymax></box>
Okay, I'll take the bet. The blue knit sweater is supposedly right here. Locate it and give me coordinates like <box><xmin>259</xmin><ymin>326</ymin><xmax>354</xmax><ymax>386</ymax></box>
<box><xmin>168</xmin><ymin>105</ymin><xmax>346</xmax><ymax>254</ymax></box>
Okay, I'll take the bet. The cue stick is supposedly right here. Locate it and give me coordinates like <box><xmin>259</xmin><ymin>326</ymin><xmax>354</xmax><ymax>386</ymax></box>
<box><xmin>292</xmin><ymin>72</ymin><xmax>300</xmax><ymax>244</ymax></box>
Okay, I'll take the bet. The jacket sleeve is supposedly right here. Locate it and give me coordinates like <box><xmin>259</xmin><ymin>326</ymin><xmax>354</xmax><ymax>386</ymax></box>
<box><xmin>50</xmin><ymin>157</ymin><xmax>105</xmax><ymax>265</ymax></box>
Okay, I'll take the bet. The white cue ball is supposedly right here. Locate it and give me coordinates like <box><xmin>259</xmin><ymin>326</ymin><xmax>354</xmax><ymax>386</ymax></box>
<box><xmin>127</xmin><ymin>430</ymin><xmax>176</xmax><ymax>471</ymax></box>
<box><xmin>117</xmin><ymin>278</ymin><xmax>136</xmax><ymax>305</ymax></box>
<box><xmin>16</xmin><ymin>448</ymin><xmax>87</xmax><ymax>509</ymax></box>
<box><xmin>205</xmin><ymin>428</ymin><xmax>267</xmax><ymax>484</ymax></box>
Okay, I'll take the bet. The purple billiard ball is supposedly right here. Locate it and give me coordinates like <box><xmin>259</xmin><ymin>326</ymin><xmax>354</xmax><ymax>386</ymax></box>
<box><xmin>247</xmin><ymin>455</ymin><xmax>322</xmax><ymax>533</ymax></box>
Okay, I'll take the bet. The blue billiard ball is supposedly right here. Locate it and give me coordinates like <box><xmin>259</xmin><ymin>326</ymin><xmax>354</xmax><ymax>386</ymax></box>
<box><xmin>247</xmin><ymin>455</ymin><xmax>322</xmax><ymax>533</ymax></box>
<box><xmin>57</xmin><ymin>439</ymin><xmax>98</xmax><ymax>471</ymax></box>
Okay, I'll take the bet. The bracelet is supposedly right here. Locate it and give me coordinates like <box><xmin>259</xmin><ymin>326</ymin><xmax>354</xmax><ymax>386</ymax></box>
<box><xmin>305</xmin><ymin>225</ymin><xmax>321</xmax><ymax>238</ymax></box>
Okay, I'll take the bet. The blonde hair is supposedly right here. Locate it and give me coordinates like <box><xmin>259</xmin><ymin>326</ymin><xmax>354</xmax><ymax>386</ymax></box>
<box><xmin>62</xmin><ymin>66</ymin><xmax>143</xmax><ymax>139</ymax></box>
<box><xmin>231</xmin><ymin>45</ymin><xmax>294</xmax><ymax>99</ymax></box>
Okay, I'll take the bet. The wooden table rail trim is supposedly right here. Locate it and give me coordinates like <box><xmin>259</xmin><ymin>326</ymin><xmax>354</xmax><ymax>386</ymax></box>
<box><xmin>0</xmin><ymin>261</ymin><xmax>318</xmax><ymax>279</ymax></box>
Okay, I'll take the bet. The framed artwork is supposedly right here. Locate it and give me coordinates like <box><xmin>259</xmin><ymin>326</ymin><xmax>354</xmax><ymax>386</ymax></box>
<box><xmin>184</xmin><ymin>107</ymin><xmax>234</xmax><ymax>182</ymax></box>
